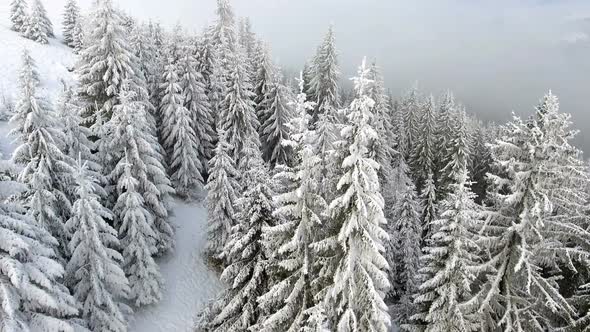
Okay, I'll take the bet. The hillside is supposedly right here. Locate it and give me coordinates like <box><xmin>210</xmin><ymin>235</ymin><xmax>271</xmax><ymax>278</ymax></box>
<box><xmin>0</xmin><ymin>2</ymin><xmax>221</xmax><ymax>331</ymax></box>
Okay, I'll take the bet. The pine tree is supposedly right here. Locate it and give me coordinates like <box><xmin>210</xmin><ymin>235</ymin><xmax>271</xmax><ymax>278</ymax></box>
<box><xmin>113</xmin><ymin>154</ymin><xmax>163</xmax><ymax>307</ymax></box>
<box><xmin>411</xmin><ymin>95</ymin><xmax>437</xmax><ymax>192</ymax></box>
<box><xmin>434</xmin><ymin>91</ymin><xmax>457</xmax><ymax>183</ymax></box>
<box><xmin>107</xmin><ymin>84</ymin><xmax>175</xmax><ymax>257</ymax></box>
<box><xmin>400</xmin><ymin>84</ymin><xmax>421</xmax><ymax>161</ymax></box>
<box><xmin>23</xmin><ymin>0</ymin><xmax>51</xmax><ymax>44</ymax></box>
<box><xmin>76</xmin><ymin>0</ymin><xmax>140</xmax><ymax>125</ymax></box>
<box><xmin>260</xmin><ymin>80</ymin><xmax>294</xmax><ymax>166</ymax></box>
<box><xmin>469</xmin><ymin>121</ymin><xmax>492</xmax><ymax>204</ymax></box>
<box><xmin>66</xmin><ymin>160</ymin><xmax>130</xmax><ymax>332</ymax></box>
<box><xmin>253</xmin><ymin>43</ymin><xmax>275</xmax><ymax>133</ymax></box>
<box><xmin>205</xmin><ymin>129</ymin><xmax>240</xmax><ymax>265</ymax></box>
<box><xmin>438</xmin><ymin>107</ymin><xmax>470</xmax><ymax>199</ymax></box>
<box><xmin>196</xmin><ymin>27</ymin><xmax>224</xmax><ymax>130</ymax></box>
<box><xmin>159</xmin><ymin>57</ymin><xmax>184</xmax><ymax>157</ymax></box>
<box><xmin>62</xmin><ymin>0</ymin><xmax>80</xmax><ymax>47</ymax></box>
<box><xmin>202</xmin><ymin>155</ymin><xmax>276</xmax><ymax>331</ymax></box>
<box><xmin>11</xmin><ymin>50</ymin><xmax>75</xmax><ymax>261</ymax></box>
<box><xmin>10</xmin><ymin>0</ymin><xmax>28</xmax><ymax>32</ymax></box>
<box><xmin>219</xmin><ymin>52</ymin><xmax>260</xmax><ymax>173</ymax></box>
<box><xmin>178</xmin><ymin>49</ymin><xmax>215</xmax><ymax>175</ymax></box>
<box><xmin>309</xmin><ymin>25</ymin><xmax>340</xmax><ymax>126</ymax></box>
<box><xmin>408</xmin><ymin>169</ymin><xmax>482</xmax><ymax>332</ymax></box>
<box><xmin>257</xmin><ymin>75</ymin><xmax>327</xmax><ymax>331</ymax></box>
<box><xmin>389</xmin><ymin>158</ymin><xmax>422</xmax><ymax>323</ymax></box>
<box><xmin>476</xmin><ymin>92</ymin><xmax>590</xmax><ymax>331</ymax></box>
<box><xmin>71</xmin><ymin>19</ymin><xmax>84</xmax><ymax>54</ymax></box>
<box><xmin>210</xmin><ymin>0</ymin><xmax>238</xmax><ymax>87</ymax></box>
<box><xmin>319</xmin><ymin>59</ymin><xmax>390</xmax><ymax>331</ymax></box>
<box><xmin>420</xmin><ymin>173</ymin><xmax>437</xmax><ymax>244</ymax></box>
<box><xmin>0</xmin><ymin>160</ymin><xmax>80</xmax><ymax>332</ymax></box>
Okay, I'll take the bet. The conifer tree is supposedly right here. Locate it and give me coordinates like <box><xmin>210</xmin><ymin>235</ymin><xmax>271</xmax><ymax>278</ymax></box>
<box><xmin>202</xmin><ymin>154</ymin><xmax>276</xmax><ymax>331</ymax></box>
<box><xmin>253</xmin><ymin>44</ymin><xmax>275</xmax><ymax>132</ymax></box>
<box><xmin>260</xmin><ymin>80</ymin><xmax>294</xmax><ymax>166</ymax></box>
<box><xmin>113</xmin><ymin>154</ymin><xmax>163</xmax><ymax>307</ymax></box>
<box><xmin>10</xmin><ymin>0</ymin><xmax>28</xmax><ymax>32</ymax></box>
<box><xmin>11</xmin><ymin>50</ymin><xmax>75</xmax><ymax>261</ymax></box>
<box><xmin>196</xmin><ymin>27</ymin><xmax>224</xmax><ymax>129</ymax></box>
<box><xmin>219</xmin><ymin>52</ymin><xmax>259</xmax><ymax>173</ymax></box>
<box><xmin>107</xmin><ymin>84</ymin><xmax>175</xmax><ymax>257</ymax></box>
<box><xmin>411</xmin><ymin>95</ymin><xmax>437</xmax><ymax>192</ymax></box>
<box><xmin>205</xmin><ymin>130</ymin><xmax>240</xmax><ymax>265</ymax></box>
<box><xmin>400</xmin><ymin>85</ymin><xmax>421</xmax><ymax>161</ymax></box>
<box><xmin>76</xmin><ymin>0</ymin><xmax>141</xmax><ymax>126</ymax></box>
<box><xmin>66</xmin><ymin>160</ymin><xmax>130</xmax><ymax>332</ymax></box>
<box><xmin>71</xmin><ymin>19</ymin><xmax>84</xmax><ymax>54</ymax></box>
<box><xmin>389</xmin><ymin>158</ymin><xmax>422</xmax><ymax>323</ymax></box>
<box><xmin>23</xmin><ymin>0</ymin><xmax>52</xmax><ymax>44</ymax></box>
<box><xmin>158</xmin><ymin>57</ymin><xmax>184</xmax><ymax>156</ymax></box>
<box><xmin>434</xmin><ymin>91</ymin><xmax>457</xmax><ymax>182</ymax></box>
<box><xmin>62</xmin><ymin>0</ymin><xmax>80</xmax><ymax>47</ymax></box>
<box><xmin>210</xmin><ymin>0</ymin><xmax>238</xmax><ymax>87</ymax></box>
<box><xmin>408</xmin><ymin>169</ymin><xmax>482</xmax><ymax>332</ymax></box>
<box><xmin>476</xmin><ymin>92</ymin><xmax>590</xmax><ymax>331</ymax></box>
<box><xmin>310</xmin><ymin>25</ymin><xmax>339</xmax><ymax>126</ymax></box>
<box><xmin>319</xmin><ymin>59</ymin><xmax>390</xmax><ymax>331</ymax></box>
<box><xmin>178</xmin><ymin>50</ymin><xmax>215</xmax><ymax>174</ymax></box>
<box><xmin>438</xmin><ymin>107</ymin><xmax>470</xmax><ymax>199</ymax></box>
<box><xmin>420</xmin><ymin>173</ymin><xmax>437</xmax><ymax>243</ymax></box>
<box><xmin>257</xmin><ymin>75</ymin><xmax>327</xmax><ymax>331</ymax></box>
<box><xmin>0</xmin><ymin>159</ymin><xmax>80</xmax><ymax>332</ymax></box>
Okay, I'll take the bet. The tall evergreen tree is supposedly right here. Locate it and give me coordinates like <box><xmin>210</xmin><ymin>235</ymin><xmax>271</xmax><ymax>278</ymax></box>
<box><xmin>400</xmin><ymin>84</ymin><xmax>421</xmax><ymax>161</ymax></box>
<box><xmin>438</xmin><ymin>107</ymin><xmax>470</xmax><ymax>199</ymax></box>
<box><xmin>205</xmin><ymin>130</ymin><xmax>240</xmax><ymax>265</ymax></box>
<box><xmin>11</xmin><ymin>50</ymin><xmax>75</xmax><ymax>261</ymax></box>
<box><xmin>257</xmin><ymin>76</ymin><xmax>327</xmax><ymax>331</ymax></box>
<box><xmin>411</xmin><ymin>95</ymin><xmax>437</xmax><ymax>192</ymax></box>
<box><xmin>107</xmin><ymin>84</ymin><xmax>175</xmax><ymax>257</ymax></box>
<box><xmin>408</xmin><ymin>169</ymin><xmax>482</xmax><ymax>332</ymax></box>
<box><xmin>253</xmin><ymin>43</ymin><xmax>275</xmax><ymax>132</ymax></box>
<box><xmin>113</xmin><ymin>154</ymin><xmax>163</xmax><ymax>307</ymax></box>
<box><xmin>71</xmin><ymin>19</ymin><xmax>84</xmax><ymax>54</ymax></box>
<box><xmin>23</xmin><ymin>0</ymin><xmax>52</xmax><ymax>44</ymax></box>
<box><xmin>10</xmin><ymin>0</ymin><xmax>28</xmax><ymax>32</ymax></box>
<box><xmin>0</xmin><ymin>160</ymin><xmax>80</xmax><ymax>332</ymax></box>
<box><xmin>434</xmin><ymin>91</ymin><xmax>457</xmax><ymax>183</ymax></box>
<box><xmin>66</xmin><ymin>161</ymin><xmax>130</xmax><ymax>332</ymax></box>
<box><xmin>319</xmin><ymin>59</ymin><xmax>390</xmax><ymax>331</ymax></box>
<box><xmin>202</xmin><ymin>155</ymin><xmax>276</xmax><ymax>331</ymax></box>
<box><xmin>260</xmin><ymin>80</ymin><xmax>294</xmax><ymax>166</ymax></box>
<box><xmin>158</xmin><ymin>57</ymin><xmax>184</xmax><ymax>157</ymax></box>
<box><xmin>420</xmin><ymin>173</ymin><xmax>438</xmax><ymax>244</ymax></box>
<box><xmin>178</xmin><ymin>49</ymin><xmax>215</xmax><ymax>174</ymax></box>
<box><xmin>62</xmin><ymin>0</ymin><xmax>80</xmax><ymax>47</ymax></box>
<box><xmin>309</xmin><ymin>25</ymin><xmax>339</xmax><ymax>126</ymax></box>
<box><xmin>476</xmin><ymin>92</ymin><xmax>590</xmax><ymax>331</ymax></box>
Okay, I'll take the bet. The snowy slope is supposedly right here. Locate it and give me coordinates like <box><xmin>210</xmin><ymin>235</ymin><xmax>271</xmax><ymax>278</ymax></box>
<box><xmin>0</xmin><ymin>3</ymin><xmax>223</xmax><ymax>331</ymax></box>
<box><xmin>130</xmin><ymin>201</ymin><xmax>222</xmax><ymax>332</ymax></box>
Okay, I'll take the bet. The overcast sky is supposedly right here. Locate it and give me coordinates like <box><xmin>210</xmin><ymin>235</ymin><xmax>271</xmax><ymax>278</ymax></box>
<box><xmin>75</xmin><ymin>0</ymin><xmax>590</xmax><ymax>152</ymax></box>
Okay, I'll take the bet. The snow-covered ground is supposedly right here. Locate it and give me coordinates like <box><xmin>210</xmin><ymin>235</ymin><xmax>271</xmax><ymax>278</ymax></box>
<box><xmin>130</xmin><ymin>201</ymin><xmax>222</xmax><ymax>332</ymax></box>
<box><xmin>0</xmin><ymin>3</ymin><xmax>222</xmax><ymax>331</ymax></box>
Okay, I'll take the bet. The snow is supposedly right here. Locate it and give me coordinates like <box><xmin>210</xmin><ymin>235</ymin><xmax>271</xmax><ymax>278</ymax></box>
<box><xmin>0</xmin><ymin>3</ymin><xmax>223</xmax><ymax>330</ymax></box>
<box><xmin>129</xmin><ymin>201</ymin><xmax>222</xmax><ymax>332</ymax></box>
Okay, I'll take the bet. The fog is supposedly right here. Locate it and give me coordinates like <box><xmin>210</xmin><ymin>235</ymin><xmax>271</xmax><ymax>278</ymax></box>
<box><xmin>80</xmin><ymin>0</ymin><xmax>590</xmax><ymax>152</ymax></box>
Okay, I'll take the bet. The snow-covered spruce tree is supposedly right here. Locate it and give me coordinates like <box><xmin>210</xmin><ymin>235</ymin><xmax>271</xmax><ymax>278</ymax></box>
<box><xmin>210</xmin><ymin>0</ymin><xmax>238</xmax><ymax>86</ymax></box>
<box><xmin>400</xmin><ymin>84</ymin><xmax>422</xmax><ymax>162</ymax></box>
<box><xmin>11</xmin><ymin>50</ymin><xmax>75</xmax><ymax>261</ymax></box>
<box><xmin>0</xmin><ymin>159</ymin><xmax>81</xmax><ymax>332</ymax></box>
<box><xmin>316</xmin><ymin>59</ymin><xmax>390</xmax><ymax>331</ymax></box>
<box><xmin>260</xmin><ymin>79</ymin><xmax>294</xmax><ymax>166</ymax></box>
<box><xmin>66</xmin><ymin>160</ymin><xmax>130</xmax><ymax>332</ymax></box>
<box><xmin>178</xmin><ymin>49</ymin><xmax>215</xmax><ymax>175</ymax></box>
<box><xmin>253</xmin><ymin>43</ymin><xmax>275</xmax><ymax>132</ymax></box>
<box><xmin>219</xmin><ymin>51</ymin><xmax>260</xmax><ymax>172</ymax></box>
<box><xmin>132</xmin><ymin>22</ymin><xmax>162</xmax><ymax>117</ymax></box>
<box><xmin>476</xmin><ymin>92</ymin><xmax>590</xmax><ymax>331</ymax></box>
<box><xmin>62</xmin><ymin>0</ymin><xmax>80</xmax><ymax>47</ymax></box>
<box><xmin>113</xmin><ymin>153</ymin><xmax>163</xmax><ymax>307</ymax></box>
<box><xmin>434</xmin><ymin>91</ymin><xmax>457</xmax><ymax>184</ymax></box>
<box><xmin>71</xmin><ymin>19</ymin><xmax>84</xmax><ymax>54</ymax></box>
<box><xmin>411</xmin><ymin>95</ymin><xmax>436</xmax><ymax>193</ymax></box>
<box><xmin>107</xmin><ymin>84</ymin><xmax>175</xmax><ymax>257</ymax></box>
<box><xmin>420</xmin><ymin>173</ymin><xmax>437</xmax><ymax>244</ymax></box>
<box><xmin>23</xmin><ymin>0</ymin><xmax>52</xmax><ymax>44</ymax></box>
<box><xmin>438</xmin><ymin>107</ymin><xmax>470</xmax><ymax>199</ymax></box>
<box><xmin>10</xmin><ymin>0</ymin><xmax>28</xmax><ymax>32</ymax></box>
<box><xmin>205</xmin><ymin>129</ymin><xmax>240</xmax><ymax>265</ymax></box>
<box><xmin>256</xmin><ymin>75</ymin><xmax>327</xmax><ymax>331</ymax></box>
<box><xmin>165</xmin><ymin>82</ymin><xmax>205</xmax><ymax>197</ymax></box>
<box><xmin>389</xmin><ymin>157</ymin><xmax>423</xmax><ymax>324</ymax></box>
<box><xmin>468</xmin><ymin>121</ymin><xmax>493</xmax><ymax>204</ymax></box>
<box><xmin>76</xmin><ymin>0</ymin><xmax>139</xmax><ymax>126</ymax></box>
<box><xmin>196</xmin><ymin>26</ymin><xmax>224</xmax><ymax>129</ymax></box>
<box><xmin>309</xmin><ymin>25</ymin><xmax>340</xmax><ymax>126</ymax></box>
<box><xmin>202</xmin><ymin>154</ymin><xmax>276</xmax><ymax>331</ymax></box>
<box><xmin>407</xmin><ymin>169</ymin><xmax>482</xmax><ymax>332</ymax></box>
<box><xmin>158</xmin><ymin>57</ymin><xmax>184</xmax><ymax>156</ymax></box>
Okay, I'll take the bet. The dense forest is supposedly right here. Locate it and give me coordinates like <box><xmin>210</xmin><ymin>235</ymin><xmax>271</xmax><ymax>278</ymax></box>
<box><xmin>2</xmin><ymin>0</ymin><xmax>590</xmax><ymax>331</ymax></box>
